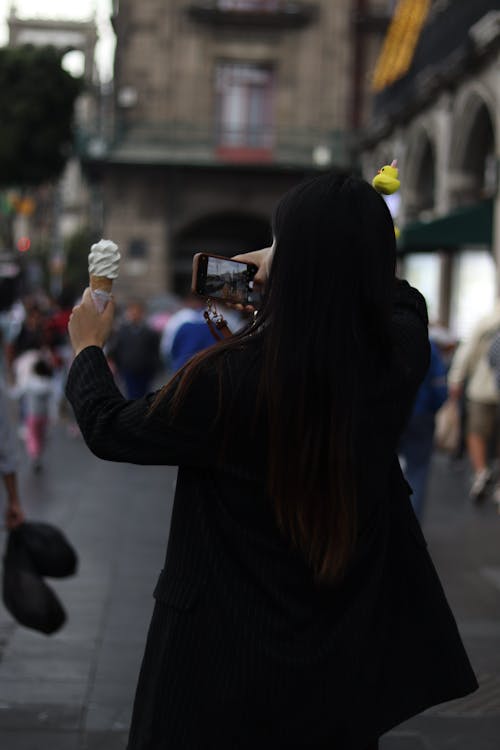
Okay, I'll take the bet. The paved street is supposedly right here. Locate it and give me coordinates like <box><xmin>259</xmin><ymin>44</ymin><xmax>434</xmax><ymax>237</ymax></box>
<box><xmin>0</xmin><ymin>419</ymin><xmax>499</xmax><ymax>749</ymax></box>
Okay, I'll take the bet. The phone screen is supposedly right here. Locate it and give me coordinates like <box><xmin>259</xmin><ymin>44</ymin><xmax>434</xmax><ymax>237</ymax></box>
<box><xmin>197</xmin><ymin>255</ymin><xmax>258</xmax><ymax>305</ymax></box>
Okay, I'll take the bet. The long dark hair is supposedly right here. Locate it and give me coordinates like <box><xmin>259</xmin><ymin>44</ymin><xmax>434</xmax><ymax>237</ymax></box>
<box><xmin>154</xmin><ymin>174</ymin><xmax>396</xmax><ymax>583</ymax></box>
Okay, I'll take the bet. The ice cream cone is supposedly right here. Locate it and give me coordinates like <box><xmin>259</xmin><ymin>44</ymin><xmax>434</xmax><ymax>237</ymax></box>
<box><xmin>90</xmin><ymin>274</ymin><xmax>113</xmax><ymax>294</ymax></box>
<box><xmin>90</xmin><ymin>275</ymin><xmax>113</xmax><ymax>312</ymax></box>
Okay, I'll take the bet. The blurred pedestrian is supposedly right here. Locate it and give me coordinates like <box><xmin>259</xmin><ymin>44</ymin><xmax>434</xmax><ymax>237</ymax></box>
<box><xmin>108</xmin><ymin>300</ymin><xmax>160</xmax><ymax>399</ymax></box>
<box><xmin>0</xmin><ymin>300</ymin><xmax>24</xmax><ymax>381</ymax></box>
<box><xmin>160</xmin><ymin>294</ymin><xmax>216</xmax><ymax>373</ymax></box>
<box><xmin>429</xmin><ymin>324</ymin><xmax>458</xmax><ymax>369</ymax></box>
<box><xmin>13</xmin><ymin>357</ymin><xmax>55</xmax><ymax>473</ymax></box>
<box><xmin>447</xmin><ymin>303</ymin><xmax>500</xmax><ymax>501</ymax></box>
<box><xmin>0</xmin><ymin>383</ymin><xmax>25</xmax><ymax>528</ymax></box>
<box><xmin>45</xmin><ymin>287</ymin><xmax>75</xmax><ymax>368</ymax></box>
<box><xmin>66</xmin><ymin>174</ymin><xmax>477</xmax><ymax>750</ymax></box>
<box><xmin>399</xmin><ymin>339</ymin><xmax>448</xmax><ymax>519</ymax></box>
<box><xmin>45</xmin><ymin>287</ymin><xmax>79</xmax><ymax>431</ymax></box>
<box><xmin>5</xmin><ymin>302</ymin><xmax>48</xmax><ymax>381</ymax></box>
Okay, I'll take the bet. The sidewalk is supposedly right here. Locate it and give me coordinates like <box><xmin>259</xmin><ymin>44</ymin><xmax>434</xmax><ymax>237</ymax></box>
<box><xmin>0</xmin><ymin>425</ymin><xmax>174</xmax><ymax>749</ymax></box>
<box><xmin>387</xmin><ymin>453</ymin><xmax>500</xmax><ymax>750</ymax></box>
<box><xmin>0</xmin><ymin>425</ymin><xmax>499</xmax><ymax>749</ymax></box>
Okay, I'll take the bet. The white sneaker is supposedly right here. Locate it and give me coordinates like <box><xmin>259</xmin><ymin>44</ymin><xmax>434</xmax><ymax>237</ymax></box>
<box><xmin>470</xmin><ymin>469</ymin><xmax>492</xmax><ymax>502</ymax></box>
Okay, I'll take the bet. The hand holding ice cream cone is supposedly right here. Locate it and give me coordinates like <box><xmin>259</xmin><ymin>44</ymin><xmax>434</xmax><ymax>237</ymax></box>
<box><xmin>88</xmin><ymin>239</ymin><xmax>120</xmax><ymax>312</ymax></box>
<box><xmin>68</xmin><ymin>288</ymin><xmax>115</xmax><ymax>356</ymax></box>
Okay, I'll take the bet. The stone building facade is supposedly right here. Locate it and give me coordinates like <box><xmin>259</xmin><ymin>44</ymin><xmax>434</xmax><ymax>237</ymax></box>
<box><xmin>84</xmin><ymin>0</ymin><xmax>390</xmax><ymax>299</ymax></box>
<box><xmin>360</xmin><ymin>0</ymin><xmax>500</xmax><ymax>338</ymax></box>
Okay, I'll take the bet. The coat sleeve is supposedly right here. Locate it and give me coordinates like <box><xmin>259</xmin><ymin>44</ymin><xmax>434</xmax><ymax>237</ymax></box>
<box><xmin>388</xmin><ymin>280</ymin><xmax>431</xmax><ymax>434</ymax></box>
<box><xmin>392</xmin><ymin>279</ymin><xmax>430</xmax><ymax>385</ymax></box>
<box><xmin>65</xmin><ymin>346</ymin><xmax>225</xmax><ymax>467</ymax></box>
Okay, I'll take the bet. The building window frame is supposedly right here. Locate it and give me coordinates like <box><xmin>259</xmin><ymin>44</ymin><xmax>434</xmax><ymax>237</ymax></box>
<box><xmin>214</xmin><ymin>59</ymin><xmax>275</xmax><ymax>161</ymax></box>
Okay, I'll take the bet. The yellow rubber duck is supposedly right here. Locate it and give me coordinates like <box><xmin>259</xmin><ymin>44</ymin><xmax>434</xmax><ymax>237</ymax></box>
<box><xmin>372</xmin><ymin>160</ymin><xmax>400</xmax><ymax>195</ymax></box>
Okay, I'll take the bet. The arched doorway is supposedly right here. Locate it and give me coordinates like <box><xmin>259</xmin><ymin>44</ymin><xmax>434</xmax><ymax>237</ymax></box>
<box><xmin>447</xmin><ymin>95</ymin><xmax>496</xmax><ymax>336</ymax></box>
<box><xmin>173</xmin><ymin>212</ymin><xmax>272</xmax><ymax>294</ymax></box>
<box><xmin>405</xmin><ymin>131</ymin><xmax>436</xmax><ymax>221</ymax></box>
<box><xmin>450</xmin><ymin>95</ymin><xmax>496</xmax><ymax>207</ymax></box>
<box><xmin>461</xmin><ymin>102</ymin><xmax>495</xmax><ymax>201</ymax></box>
<box><xmin>400</xmin><ymin>130</ymin><xmax>440</xmax><ymax>323</ymax></box>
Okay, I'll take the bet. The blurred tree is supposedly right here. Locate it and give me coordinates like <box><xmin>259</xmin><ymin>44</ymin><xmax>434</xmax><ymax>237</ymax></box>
<box><xmin>0</xmin><ymin>45</ymin><xmax>83</xmax><ymax>253</ymax></box>
<box><xmin>63</xmin><ymin>226</ymin><xmax>94</xmax><ymax>291</ymax></box>
<box><xmin>0</xmin><ymin>45</ymin><xmax>83</xmax><ymax>187</ymax></box>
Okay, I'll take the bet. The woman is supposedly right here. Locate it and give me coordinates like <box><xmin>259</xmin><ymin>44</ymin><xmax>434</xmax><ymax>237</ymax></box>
<box><xmin>66</xmin><ymin>174</ymin><xmax>477</xmax><ymax>749</ymax></box>
<box><xmin>0</xmin><ymin>380</ymin><xmax>25</xmax><ymax>529</ymax></box>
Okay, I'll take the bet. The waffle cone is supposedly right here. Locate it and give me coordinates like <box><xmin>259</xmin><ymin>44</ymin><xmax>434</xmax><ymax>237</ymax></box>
<box><xmin>90</xmin><ymin>275</ymin><xmax>113</xmax><ymax>293</ymax></box>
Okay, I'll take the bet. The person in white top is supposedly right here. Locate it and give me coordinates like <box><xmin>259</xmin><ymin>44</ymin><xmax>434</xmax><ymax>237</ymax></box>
<box><xmin>447</xmin><ymin>300</ymin><xmax>500</xmax><ymax>501</ymax></box>
<box><xmin>0</xmin><ymin>382</ymin><xmax>25</xmax><ymax>528</ymax></box>
<box><xmin>13</xmin><ymin>356</ymin><xmax>55</xmax><ymax>473</ymax></box>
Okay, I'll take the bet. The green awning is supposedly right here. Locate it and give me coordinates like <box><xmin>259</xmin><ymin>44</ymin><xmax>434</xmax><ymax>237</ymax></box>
<box><xmin>398</xmin><ymin>198</ymin><xmax>493</xmax><ymax>252</ymax></box>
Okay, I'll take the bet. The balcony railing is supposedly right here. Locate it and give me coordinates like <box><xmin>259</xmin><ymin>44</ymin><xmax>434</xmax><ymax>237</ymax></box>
<box><xmin>77</xmin><ymin>121</ymin><xmax>352</xmax><ymax>170</ymax></box>
<box><xmin>186</xmin><ymin>1</ymin><xmax>318</xmax><ymax>29</ymax></box>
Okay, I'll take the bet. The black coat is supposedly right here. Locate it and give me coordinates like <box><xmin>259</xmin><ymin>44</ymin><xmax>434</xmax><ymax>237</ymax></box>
<box><xmin>66</xmin><ymin>281</ymin><xmax>477</xmax><ymax>750</ymax></box>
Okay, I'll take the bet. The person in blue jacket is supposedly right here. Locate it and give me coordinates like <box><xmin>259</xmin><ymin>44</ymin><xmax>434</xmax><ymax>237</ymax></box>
<box><xmin>399</xmin><ymin>339</ymin><xmax>448</xmax><ymax>519</ymax></box>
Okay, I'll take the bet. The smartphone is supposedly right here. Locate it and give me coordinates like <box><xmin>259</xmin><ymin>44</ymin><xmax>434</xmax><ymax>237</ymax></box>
<box><xmin>191</xmin><ymin>252</ymin><xmax>259</xmax><ymax>306</ymax></box>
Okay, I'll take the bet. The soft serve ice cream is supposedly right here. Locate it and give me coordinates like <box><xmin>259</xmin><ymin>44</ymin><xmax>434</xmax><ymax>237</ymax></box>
<box><xmin>88</xmin><ymin>239</ymin><xmax>120</xmax><ymax>312</ymax></box>
<box><xmin>88</xmin><ymin>239</ymin><xmax>120</xmax><ymax>280</ymax></box>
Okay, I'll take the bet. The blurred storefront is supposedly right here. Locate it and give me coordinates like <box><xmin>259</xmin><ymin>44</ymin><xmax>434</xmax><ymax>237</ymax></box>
<box><xmin>79</xmin><ymin>0</ymin><xmax>390</xmax><ymax>298</ymax></box>
<box><xmin>360</xmin><ymin>0</ymin><xmax>500</xmax><ymax>340</ymax></box>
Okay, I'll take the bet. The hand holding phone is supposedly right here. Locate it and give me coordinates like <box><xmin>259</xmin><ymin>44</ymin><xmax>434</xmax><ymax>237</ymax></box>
<box><xmin>191</xmin><ymin>253</ymin><xmax>260</xmax><ymax>307</ymax></box>
<box><xmin>232</xmin><ymin>246</ymin><xmax>273</xmax><ymax>287</ymax></box>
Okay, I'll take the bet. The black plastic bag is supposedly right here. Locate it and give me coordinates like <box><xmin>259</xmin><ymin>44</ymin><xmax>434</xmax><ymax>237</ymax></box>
<box><xmin>2</xmin><ymin>531</ymin><xmax>66</xmax><ymax>635</ymax></box>
<box><xmin>15</xmin><ymin>521</ymin><xmax>78</xmax><ymax>578</ymax></box>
